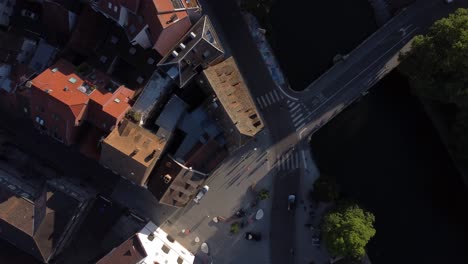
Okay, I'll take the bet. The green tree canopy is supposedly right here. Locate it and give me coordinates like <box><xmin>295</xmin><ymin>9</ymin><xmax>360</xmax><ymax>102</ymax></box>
<box><xmin>399</xmin><ymin>8</ymin><xmax>468</xmax><ymax>105</ymax></box>
<box><xmin>399</xmin><ymin>8</ymin><xmax>468</xmax><ymax>162</ymax></box>
<box><xmin>322</xmin><ymin>204</ymin><xmax>376</xmax><ymax>259</ymax></box>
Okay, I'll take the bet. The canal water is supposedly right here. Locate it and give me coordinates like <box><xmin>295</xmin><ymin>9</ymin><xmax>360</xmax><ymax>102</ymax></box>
<box><xmin>269</xmin><ymin>0</ymin><xmax>377</xmax><ymax>90</ymax></box>
<box><xmin>310</xmin><ymin>71</ymin><xmax>468</xmax><ymax>263</ymax></box>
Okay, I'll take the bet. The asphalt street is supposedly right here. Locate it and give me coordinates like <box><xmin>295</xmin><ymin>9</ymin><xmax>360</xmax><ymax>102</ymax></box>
<box><xmin>203</xmin><ymin>0</ymin><xmax>468</xmax><ymax>263</ymax></box>
<box><xmin>0</xmin><ymin>0</ymin><xmax>466</xmax><ymax>263</ymax></box>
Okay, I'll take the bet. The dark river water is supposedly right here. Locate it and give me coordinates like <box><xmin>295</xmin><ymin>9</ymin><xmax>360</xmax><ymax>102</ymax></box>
<box><xmin>270</xmin><ymin>0</ymin><xmax>377</xmax><ymax>90</ymax></box>
<box><xmin>310</xmin><ymin>71</ymin><xmax>468</xmax><ymax>263</ymax></box>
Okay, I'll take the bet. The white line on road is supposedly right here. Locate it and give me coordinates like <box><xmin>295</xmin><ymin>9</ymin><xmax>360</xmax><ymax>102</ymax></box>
<box><xmin>290</xmin><ymin>103</ymin><xmax>301</xmax><ymax>112</ymax></box>
<box><xmin>276</xmin><ymin>84</ymin><xmax>298</xmax><ymax>101</ymax></box>
<box><xmin>256</xmin><ymin>97</ymin><xmax>264</xmax><ymax>108</ymax></box>
<box><xmin>294</xmin><ymin>117</ymin><xmax>306</xmax><ymax>128</ymax></box>
<box><xmin>292</xmin><ymin>113</ymin><xmax>303</xmax><ymax>123</ymax></box>
<box><xmin>261</xmin><ymin>96</ymin><xmax>267</xmax><ymax>107</ymax></box>
<box><xmin>295</xmin><ymin>152</ymin><xmax>300</xmax><ymax>168</ymax></box>
<box><xmin>273</xmin><ymin>90</ymin><xmax>280</xmax><ymax>101</ymax></box>
<box><xmin>291</xmin><ymin>107</ymin><xmax>302</xmax><ymax>118</ymax></box>
<box><xmin>269</xmin><ymin>92</ymin><xmax>277</xmax><ymax>103</ymax></box>
<box><xmin>265</xmin><ymin>94</ymin><xmax>272</xmax><ymax>104</ymax></box>
<box><xmin>287</xmin><ymin>100</ymin><xmax>295</xmax><ymax>107</ymax></box>
<box><xmin>301</xmin><ymin>150</ymin><xmax>307</xmax><ymax>169</ymax></box>
<box><xmin>318</xmin><ymin>27</ymin><xmax>420</xmax><ymax>112</ymax></box>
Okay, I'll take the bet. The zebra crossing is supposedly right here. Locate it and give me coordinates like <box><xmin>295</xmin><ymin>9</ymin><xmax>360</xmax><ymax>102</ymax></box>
<box><xmin>287</xmin><ymin>100</ymin><xmax>312</xmax><ymax>131</ymax></box>
<box><xmin>275</xmin><ymin>151</ymin><xmax>302</xmax><ymax>171</ymax></box>
<box><xmin>256</xmin><ymin>90</ymin><xmax>283</xmax><ymax>109</ymax></box>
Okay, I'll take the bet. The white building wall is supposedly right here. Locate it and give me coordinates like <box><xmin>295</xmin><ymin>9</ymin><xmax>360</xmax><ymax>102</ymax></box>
<box><xmin>137</xmin><ymin>221</ymin><xmax>195</xmax><ymax>264</ymax></box>
<box><xmin>118</xmin><ymin>6</ymin><xmax>128</xmax><ymax>27</ymax></box>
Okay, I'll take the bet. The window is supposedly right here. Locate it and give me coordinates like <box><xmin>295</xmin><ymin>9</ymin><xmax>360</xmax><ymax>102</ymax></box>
<box><xmin>161</xmin><ymin>244</ymin><xmax>170</xmax><ymax>254</ymax></box>
<box><xmin>68</xmin><ymin>77</ymin><xmax>77</xmax><ymax>84</ymax></box>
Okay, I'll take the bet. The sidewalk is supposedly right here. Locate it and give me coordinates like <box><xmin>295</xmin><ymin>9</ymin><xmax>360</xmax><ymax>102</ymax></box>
<box><xmin>158</xmin><ymin>132</ymin><xmax>275</xmax><ymax>263</ymax></box>
<box><xmin>295</xmin><ymin>144</ymin><xmax>331</xmax><ymax>264</ymax></box>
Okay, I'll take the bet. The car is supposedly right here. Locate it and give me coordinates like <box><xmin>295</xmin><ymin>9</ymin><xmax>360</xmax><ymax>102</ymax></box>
<box><xmin>193</xmin><ymin>185</ymin><xmax>209</xmax><ymax>204</ymax></box>
<box><xmin>21</xmin><ymin>9</ymin><xmax>38</xmax><ymax>20</ymax></box>
<box><xmin>288</xmin><ymin>194</ymin><xmax>296</xmax><ymax>211</ymax></box>
<box><xmin>244</xmin><ymin>232</ymin><xmax>262</xmax><ymax>241</ymax></box>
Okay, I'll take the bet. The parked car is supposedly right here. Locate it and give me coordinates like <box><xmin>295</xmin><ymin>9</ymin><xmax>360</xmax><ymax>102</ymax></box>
<box><xmin>244</xmin><ymin>232</ymin><xmax>262</xmax><ymax>241</ymax></box>
<box><xmin>21</xmin><ymin>9</ymin><xmax>38</xmax><ymax>20</ymax></box>
<box><xmin>288</xmin><ymin>194</ymin><xmax>296</xmax><ymax>211</ymax></box>
<box><xmin>193</xmin><ymin>185</ymin><xmax>209</xmax><ymax>204</ymax></box>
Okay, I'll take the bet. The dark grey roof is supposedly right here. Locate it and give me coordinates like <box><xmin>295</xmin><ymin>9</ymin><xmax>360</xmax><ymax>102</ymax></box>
<box><xmin>154</xmin><ymin>95</ymin><xmax>187</xmax><ymax>134</ymax></box>
<box><xmin>158</xmin><ymin>15</ymin><xmax>224</xmax><ymax>87</ymax></box>
<box><xmin>29</xmin><ymin>39</ymin><xmax>56</xmax><ymax>73</ymax></box>
<box><xmin>132</xmin><ymin>72</ymin><xmax>171</xmax><ymax>119</ymax></box>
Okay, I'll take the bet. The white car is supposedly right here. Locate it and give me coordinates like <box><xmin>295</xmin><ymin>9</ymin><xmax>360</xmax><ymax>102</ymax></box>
<box><xmin>193</xmin><ymin>185</ymin><xmax>209</xmax><ymax>204</ymax></box>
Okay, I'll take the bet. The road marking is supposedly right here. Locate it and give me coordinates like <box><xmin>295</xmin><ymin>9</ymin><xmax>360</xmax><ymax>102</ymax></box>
<box><xmin>292</xmin><ymin>113</ymin><xmax>303</xmax><ymax>122</ymax></box>
<box><xmin>295</xmin><ymin>153</ymin><xmax>300</xmax><ymax>168</ymax></box>
<box><xmin>265</xmin><ymin>94</ymin><xmax>272</xmax><ymax>104</ymax></box>
<box><xmin>290</xmin><ymin>103</ymin><xmax>301</xmax><ymax>112</ymax></box>
<box><xmin>273</xmin><ymin>90</ymin><xmax>280</xmax><ymax>100</ymax></box>
<box><xmin>268</xmin><ymin>93</ymin><xmax>276</xmax><ymax>103</ymax></box>
<box><xmin>276</xmin><ymin>84</ymin><xmax>298</xmax><ymax>101</ymax></box>
<box><xmin>256</xmin><ymin>97</ymin><xmax>264</xmax><ymax>108</ymax></box>
<box><xmin>294</xmin><ymin>117</ymin><xmax>306</xmax><ymax>128</ymax></box>
<box><xmin>291</xmin><ymin>107</ymin><xmax>302</xmax><ymax>117</ymax></box>
<box><xmin>318</xmin><ymin>27</ymin><xmax>419</xmax><ymax>113</ymax></box>
<box><xmin>301</xmin><ymin>150</ymin><xmax>307</xmax><ymax>169</ymax></box>
<box><xmin>298</xmin><ymin>126</ymin><xmax>309</xmax><ymax>139</ymax></box>
<box><xmin>288</xmin><ymin>101</ymin><xmax>296</xmax><ymax>107</ymax></box>
<box><xmin>260</xmin><ymin>96</ymin><xmax>267</xmax><ymax>106</ymax></box>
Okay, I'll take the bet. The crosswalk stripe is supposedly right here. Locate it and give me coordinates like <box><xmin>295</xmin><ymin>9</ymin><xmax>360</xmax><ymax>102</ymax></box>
<box><xmin>265</xmin><ymin>94</ymin><xmax>272</xmax><ymax>104</ymax></box>
<box><xmin>288</xmin><ymin>101</ymin><xmax>295</xmax><ymax>107</ymax></box>
<box><xmin>296</xmin><ymin>122</ymin><xmax>306</xmax><ymax>131</ymax></box>
<box><xmin>256</xmin><ymin>97</ymin><xmax>264</xmax><ymax>108</ymax></box>
<box><xmin>261</xmin><ymin>96</ymin><xmax>267</xmax><ymax>106</ymax></box>
<box><xmin>295</xmin><ymin>153</ymin><xmax>300</xmax><ymax>168</ymax></box>
<box><xmin>294</xmin><ymin>117</ymin><xmax>306</xmax><ymax>128</ymax></box>
<box><xmin>273</xmin><ymin>90</ymin><xmax>280</xmax><ymax>101</ymax></box>
<box><xmin>290</xmin><ymin>104</ymin><xmax>301</xmax><ymax>112</ymax></box>
<box><xmin>291</xmin><ymin>109</ymin><xmax>302</xmax><ymax>118</ymax></box>
<box><xmin>292</xmin><ymin>113</ymin><xmax>303</xmax><ymax>122</ymax></box>
<box><xmin>267</xmin><ymin>93</ymin><xmax>275</xmax><ymax>103</ymax></box>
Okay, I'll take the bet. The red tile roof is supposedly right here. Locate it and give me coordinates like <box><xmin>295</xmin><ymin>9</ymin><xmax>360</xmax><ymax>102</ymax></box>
<box><xmin>31</xmin><ymin>59</ymin><xmax>134</xmax><ymax>132</ymax></box>
<box><xmin>31</xmin><ymin>59</ymin><xmax>88</xmax><ymax>119</ymax></box>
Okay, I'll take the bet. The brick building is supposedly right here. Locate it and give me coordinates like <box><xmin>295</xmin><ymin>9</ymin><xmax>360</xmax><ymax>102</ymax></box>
<box><xmin>28</xmin><ymin>59</ymin><xmax>134</xmax><ymax>145</ymax></box>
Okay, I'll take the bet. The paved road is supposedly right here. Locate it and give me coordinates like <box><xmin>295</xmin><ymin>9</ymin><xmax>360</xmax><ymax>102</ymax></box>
<box><xmin>203</xmin><ymin>0</ymin><xmax>468</xmax><ymax>263</ymax></box>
